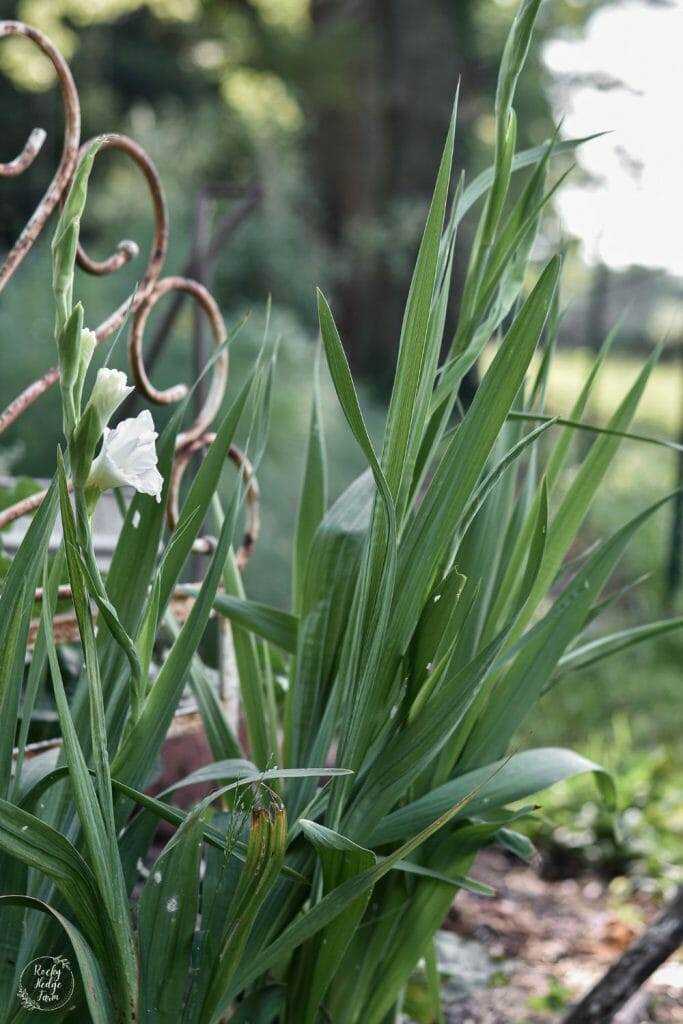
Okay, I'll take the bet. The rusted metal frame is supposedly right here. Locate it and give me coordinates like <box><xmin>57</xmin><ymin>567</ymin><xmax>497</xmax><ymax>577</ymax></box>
<box><xmin>0</xmin><ymin>485</ymin><xmax>50</xmax><ymax>531</ymax></box>
<box><xmin>0</xmin><ymin>21</ymin><xmax>80</xmax><ymax>291</ymax></box>
<box><xmin>167</xmin><ymin>436</ymin><xmax>260</xmax><ymax>569</ymax></box>
<box><xmin>130</xmin><ymin>274</ymin><xmax>229</xmax><ymax>447</ymax></box>
<box><xmin>0</xmin><ymin>130</ymin><xmax>170</xmax><ymax>436</ymax></box>
<box><xmin>16</xmin><ymin>705</ymin><xmax>208</xmax><ymax>763</ymax></box>
<box><xmin>117</xmin><ymin>179</ymin><xmax>262</xmax><ymax>423</ymax></box>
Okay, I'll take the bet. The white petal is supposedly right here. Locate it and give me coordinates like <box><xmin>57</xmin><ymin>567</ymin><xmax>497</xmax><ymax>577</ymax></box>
<box><xmin>87</xmin><ymin>410</ymin><xmax>163</xmax><ymax>502</ymax></box>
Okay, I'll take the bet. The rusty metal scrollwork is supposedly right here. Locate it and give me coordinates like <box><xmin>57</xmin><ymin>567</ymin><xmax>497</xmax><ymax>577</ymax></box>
<box><xmin>168</xmin><ymin>437</ymin><xmax>260</xmax><ymax>569</ymax></box>
<box><xmin>0</xmin><ymin>19</ymin><xmax>256</xmax><ymax>569</ymax></box>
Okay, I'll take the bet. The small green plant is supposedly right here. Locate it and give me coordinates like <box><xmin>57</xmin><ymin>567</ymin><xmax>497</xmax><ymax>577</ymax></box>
<box><xmin>524</xmin><ymin>716</ymin><xmax>683</xmax><ymax>897</ymax></box>
<box><xmin>1</xmin><ymin>2</ymin><xmax>681</xmax><ymax>1022</ymax></box>
<box><xmin>527</xmin><ymin>975</ymin><xmax>573</xmax><ymax>1015</ymax></box>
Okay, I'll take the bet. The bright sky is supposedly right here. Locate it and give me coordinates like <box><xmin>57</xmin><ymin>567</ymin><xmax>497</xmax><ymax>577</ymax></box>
<box><xmin>544</xmin><ymin>0</ymin><xmax>683</xmax><ymax>277</ymax></box>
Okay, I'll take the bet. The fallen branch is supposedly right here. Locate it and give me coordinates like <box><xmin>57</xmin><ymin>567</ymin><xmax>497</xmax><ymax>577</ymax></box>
<box><xmin>563</xmin><ymin>885</ymin><xmax>683</xmax><ymax>1024</ymax></box>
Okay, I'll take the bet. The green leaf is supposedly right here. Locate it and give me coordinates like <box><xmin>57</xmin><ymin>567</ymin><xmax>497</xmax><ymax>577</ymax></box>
<box><xmin>285</xmin><ymin>471</ymin><xmax>371</xmax><ymax>774</ymax></box>
<box><xmin>160</xmin><ymin>604</ymin><xmax>244</xmax><ymax>763</ymax></box>
<box><xmin>228</xmin><ymin>770</ymin><xmax>496</xmax><ymax>1001</ymax></box>
<box><xmin>156</xmin><ymin>762</ymin><xmax>350</xmax><ymax>798</ymax></box>
<box><xmin>389</xmin><ymin>859</ymin><xmax>494</xmax><ymax>897</ymax></box>
<box><xmin>457</xmin><ymin>418</ymin><xmax>556</xmax><ymax>546</ymax></box>
<box><xmin>112</xmin><ymin>498</ymin><xmax>242</xmax><ymax>789</ymax></box>
<box><xmin>516</xmin><ymin>342</ymin><xmax>663</xmax><ymax>631</ymax></box>
<box><xmin>208</xmin><ymin>351</ymin><xmax>280</xmax><ymax>770</ymax></box>
<box><xmin>496</xmin><ymin>827</ymin><xmax>536</xmax><ymax>863</ymax></box>
<box><xmin>54</xmin><ymin>463</ymin><xmax>139</xmax><ymax>1020</ymax></box>
<box><xmin>293</xmin><ymin>346</ymin><xmax>327</xmax><ymax>615</ymax></box>
<box><xmin>42</xmin><ymin>562</ymin><xmax>122</xmax><ymax>914</ymax></box>
<box><xmin>0</xmin><ymin>798</ymin><xmax>107</xmax><ymax>962</ymax></box>
<box><xmin>381</xmin><ymin>98</ymin><xmax>456</xmax><ymax>522</ymax></box>
<box><xmin>286</xmin><ymin>821</ymin><xmax>376</xmax><ymax>1024</ymax></box>
<box><xmin>391</xmin><ymin>258</ymin><xmax>560</xmax><ymax>657</ymax></box>
<box><xmin>554</xmin><ymin>616</ymin><xmax>683</xmax><ymax>680</ymax></box>
<box><xmin>316</xmin><ymin>293</ymin><xmax>397</xmax><ymax>815</ymax></box>
<box><xmin>158</xmin><ymin>370</ymin><xmax>256</xmax><ymax>612</ymax></box>
<box><xmin>228</xmin><ymin>985</ymin><xmax>285</xmax><ymax>1024</ymax></box>
<box><xmin>409</xmin><ymin>567</ymin><xmax>468</xmax><ymax>697</ymax></box>
<box><xmin>210</xmin><ymin>593</ymin><xmax>298</xmax><ymax>654</ymax></box>
<box><xmin>371</xmin><ymin>747</ymin><xmax>615</xmax><ymax>846</ymax></box>
<box><xmin>0</xmin><ymin>475</ymin><xmax>58</xmax><ymax>799</ymax></box>
<box><xmin>507</xmin><ymin>410</ymin><xmax>683</xmax><ymax>455</ymax></box>
<box><xmin>425</xmin><ymin>938</ymin><xmax>446</xmax><ymax>1024</ymax></box>
<box><xmin>316</xmin><ymin>291</ymin><xmax>396</xmax><ymax>568</ymax></box>
<box><xmin>11</xmin><ymin>549</ymin><xmax>65</xmax><ymax>802</ymax></box>
<box><xmin>75</xmin><ymin>545</ymin><xmax>144</xmax><ymax>722</ymax></box>
<box><xmin>458</xmin><ymin>131</ymin><xmax>606</xmax><ymax>225</ymax></box>
<box><xmin>220</xmin><ymin>548</ymin><xmax>278</xmax><ymax>771</ymax></box>
<box><xmin>198</xmin><ymin>802</ymin><xmax>287</xmax><ymax>1024</ymax></box>
<box><xmin>0</xmin><ymin>895</ymin><xmax>113</xmax><ymax>1024</ymax></box>
<box><xmin>139</xmin><ymin>808</ymin><xmax>205</xmax><ymax>1022</ymax></box>
<box><xmin>91</xmin><ymin>405</ymin><xmax>182</xmax><ymax>752</ymax></box>
<box><xmin>462</xmin><ymin>491</ymin><xmax>677</xmax><ymax>767</ymax></box>
<box><xmin>0</xmin><ymin>583</ymin><xmax>27</xmax><ymax>800</ymax></box>
<box><xmin>57</xmin><ymin>454</ymin><xmax>118</xmax><ymax>841</ymax></box>
<box><xmin>483</xmin><ymin>324</ymin><xmax>618</xmax><ymax>639</ymax></box>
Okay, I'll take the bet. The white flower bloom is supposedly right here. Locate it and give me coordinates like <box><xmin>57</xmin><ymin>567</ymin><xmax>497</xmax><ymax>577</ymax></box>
<box><xmin>87</xmin><ymin>409</ymin><xmax>163</xmax><ymax>502</ymax></box>
<box><xmin>87</xmin><ymin>367</ymin><xmax>134</xmax><ymax>425</ymax></box>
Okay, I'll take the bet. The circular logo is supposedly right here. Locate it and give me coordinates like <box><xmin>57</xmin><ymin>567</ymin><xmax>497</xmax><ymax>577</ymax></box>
<box><xmin>17</xmin><ymin>955</ymin><xmax>75</xmax><ymax>1013</ymax></box>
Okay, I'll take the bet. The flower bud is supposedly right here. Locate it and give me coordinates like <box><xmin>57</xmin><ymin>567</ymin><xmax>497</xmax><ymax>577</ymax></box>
<box><xmin>87</xmin><ymin>368</ymin><xmax>134</xmax><ymax>426</ymax></box>
<box><xmin>73</xmin><ymin>327</ymin><xmax>97</xmax><ymax>415</ymax></box>
<box><xmin>71</xmin><ymin>403</ymin><xmax>102</xmax><ymax>487</ymax></box>
<box><xmin>51</xmin><ymin>141</ymin><xmax>100</xmax><ymax>335</ymax></box>
<box><xmin>52</xmin><ymin>221</ymin><xmax>79</xmax><ymax>335</ymax></box>
<box><xmin>56</xmin><ymin>303</ymin><xmax>84</xmax><ymax>436</ymax></box>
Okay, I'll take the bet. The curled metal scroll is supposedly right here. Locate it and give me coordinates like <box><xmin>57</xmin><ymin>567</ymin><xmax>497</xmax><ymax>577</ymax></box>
<box><xmin>168</xmin><ymin>436</ymin><xmax>260</xmax><ymax>569</ymax></box>
<box><xmin>0</xmin><ymin>21</ymin><xmax>80</xmax><ymax>291</ymax></box>
<box><xmin>0</xmin><ymin>19</ymin><xmax>253</xmax><ymax>568</ymax></box>
<box><xmin>130</xmin><ymin>275</ymin><xmax>228</xmax><ymax>447</ymax></box>
<box><xmin>0</xmin><ymin>132</ymin><xmax>170</xmax><ymax>435</ymax></box>
<box><xmin>76</xmin><ymin>133</ymin><xmax>169</xmax><ymax>340</ymax></box>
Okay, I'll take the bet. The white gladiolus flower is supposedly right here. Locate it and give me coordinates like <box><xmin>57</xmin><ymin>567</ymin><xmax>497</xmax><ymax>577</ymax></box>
<box><xmin>87</xmin><ymin>409</ymin><xmax>163</xmax><ymax>502</ymax></box>
<box><xmin>88</xmin><ymin>367</ymin><xmax>134</xmax><ymax>425</ymax></box>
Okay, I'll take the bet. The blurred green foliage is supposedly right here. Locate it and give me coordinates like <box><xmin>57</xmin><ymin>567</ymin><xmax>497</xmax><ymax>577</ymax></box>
<box><xmin>523</xmin><ymin>716</ymin><xmax>683</xmax><ymax>896</ymax></box>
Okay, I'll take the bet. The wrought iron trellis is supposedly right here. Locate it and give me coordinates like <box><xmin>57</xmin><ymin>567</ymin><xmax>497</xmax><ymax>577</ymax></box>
<box><xmin>0</xmin><ymin>19</ymin><xmax>259</xmax><ymax>739</ymax></box>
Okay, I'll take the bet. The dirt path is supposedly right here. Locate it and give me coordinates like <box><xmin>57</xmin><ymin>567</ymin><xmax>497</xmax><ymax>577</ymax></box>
<box><xmin>437</xmin><ymin>849</ymin><xmax>682</xmax><ymax>1023</ymax></box>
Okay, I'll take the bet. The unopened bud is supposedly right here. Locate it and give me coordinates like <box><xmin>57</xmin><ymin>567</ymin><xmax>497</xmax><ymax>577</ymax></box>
<box><xmin>57</xmin><ymin>303</ymin><xmax>83</xmax><ymax>392</ymax></box>
<box><xmin>51</xmin><ymin>141</ymin><xmax>101</xmax><ymax>335</ymax></box>
<box><xmin>87</xmin><ymin>368</ymin><xmax>134</xmax><ymax>426</ymax></box>
<box><xmin>74</xmin><ymin>327</ymin><xmax>97</xmax><ymax>415</ymax></box>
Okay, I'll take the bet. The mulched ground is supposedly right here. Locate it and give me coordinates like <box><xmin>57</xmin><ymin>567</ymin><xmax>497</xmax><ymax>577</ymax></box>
<box><xmin>441</xmin><ymin>849</ymin><xmax>682</xmax><ymax>1023</ymax></box>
